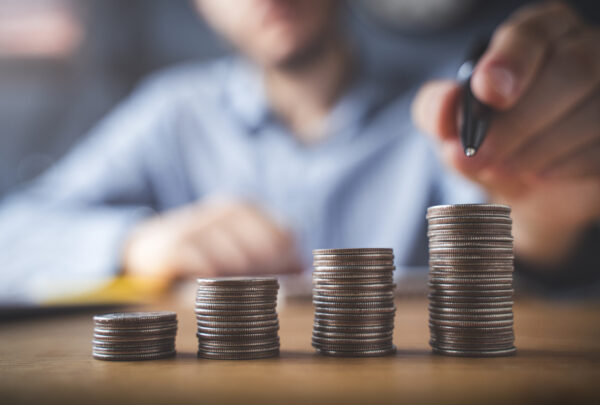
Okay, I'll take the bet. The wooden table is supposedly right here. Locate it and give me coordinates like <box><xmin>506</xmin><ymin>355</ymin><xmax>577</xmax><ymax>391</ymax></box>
<box><xmin>1</xmin><ymin>296</ymin><xmax>599</xmax><ymax>404</ymax></box>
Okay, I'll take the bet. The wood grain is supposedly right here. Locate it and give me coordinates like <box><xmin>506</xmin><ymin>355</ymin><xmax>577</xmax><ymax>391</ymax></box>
<box><xmin>1</xmin><ymin>297</ymin><xmax>599</xmax><ymax>404</ymax></box>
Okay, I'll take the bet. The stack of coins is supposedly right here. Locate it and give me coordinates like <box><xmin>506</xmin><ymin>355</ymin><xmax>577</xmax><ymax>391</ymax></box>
<box><xmin>195</xmin><ymin>277</ymin><xmax>280</xmax><ymax>360</ymax></box>
<box><xmin>312</xmin><ymin>248</ymin><xmax>396</xmax><ymax>357</ymax></box>
<box><xmin>426</xmin><ymin>204</ymin><xmax>516</xmax><ymax>357</ymax></box>
<box><xmin>92</xmin><ymin>311</ymin><xmax>177</xmax><ymax>361</ymax></box>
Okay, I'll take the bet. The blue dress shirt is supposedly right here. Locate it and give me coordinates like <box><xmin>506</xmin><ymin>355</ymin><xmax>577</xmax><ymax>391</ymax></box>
<box><xmin>0</xmin><ymin>57</ymin><xmax>483</xmax><ymax>302</ymax></box>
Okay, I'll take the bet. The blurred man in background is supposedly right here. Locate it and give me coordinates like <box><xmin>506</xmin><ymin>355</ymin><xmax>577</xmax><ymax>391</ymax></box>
<box><xmin>0</xmin><ymin>0</ymin><xmax>598</xmax><ymax>302</ymax></box>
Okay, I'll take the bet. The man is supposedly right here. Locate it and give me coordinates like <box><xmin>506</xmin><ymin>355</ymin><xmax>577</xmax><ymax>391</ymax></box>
<box><xmin>0</xmin><ymin>0</ymin><xmax>598</xmax><ymax>302</ymax></box>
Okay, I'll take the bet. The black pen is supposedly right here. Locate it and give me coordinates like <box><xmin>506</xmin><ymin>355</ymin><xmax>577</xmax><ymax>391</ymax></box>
<box><xmin>457</xmin><ymin>38</ymin><xmax>493</xmax><ymax>157</ymax></box>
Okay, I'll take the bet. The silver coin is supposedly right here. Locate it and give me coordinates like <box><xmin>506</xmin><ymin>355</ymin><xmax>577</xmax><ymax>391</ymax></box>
<box><xmin>197</xmin><ymin>277</ymin><xmax>278</xmax><ymax>286</ymax></box>
<box><xmin>313</xmin><ymin>264</ymin><xmax>395</xmax><ymax>271</ymax></box>
<box><xmin>428</xmin><ymin>243</ymin><xmax>513</xmax><ymax>251</ymax></box>
<box><xmin>196</xmin><ymin>331</ymin><xmax>278</xmax><ymax>340</ymax></box>
<box><xmin>431</xmin><ymin>346</ymin><xmax>516</xmax><ymax>357</ymax></box>
<box><xmin>429</xmin><ymin>305</ymin><xmax>512</xmax><ymax>313</ymax></box>
<box><xmin>429</xmin><ymin>259</ymin><xmax>513</xmax><ymax>266</ymax></box>
<box><xmin>430</xmin><ymin>339</ymin><xmax>514</xmax><ymax>349</ymax></box>
<box><xmin>93</xmin><ymin>311</ymin><xmax>176</xmax><ymax>325</ymax></box>
<box><xmin>428</xmin><ymin>283</ymin><xmax>513</xmax><ymax>292</ymax></box>
<box><xmin>312</xmin><ymin>329</ymin><xmax>394</xmax><ymax>338</ymax></box>
<box><xmin>313</xmin><ymin>305</ymin><xmax>395</xmax><ymax>314</ymax></box>
<box><xmin>312</xmin><ymin>298</ymin><xmax>395</xmax><ymax>306</ymax></box>
<box><xmin>312</xmin><ymin>344</ymin><xmax>395</xmax><ymax>353</ymax></box>
<box><xmin>92</xmin><ymin>337</ymin><xmax>174</xmax><ymax>347</ymax></box>
<box><xmin>314</xmin><ymin>346</ymin><xmax>396</xmax><ymax>357</ymax></box>
<box><xmin>196</xmin><ymin>319</ymin><xmax>279</xmax><ymax>328</ymax></box>
<box><xmin>198</xmin><ymin>348</ymin><xmax>279</xmax><ymax>360</ymax></box>
<box><xmin>194</xmin><ymin>307</ymin><xmax>277</xmax><ymax>315</ymax></box>
<box><xmin>429</xmin><ymin>271</ymin><xmax>514</xmax><ymax>279</ymax></box>
<box><xmin>313</xmin><ymin>279</ymin><xmax>395</xmax><ymax>287</ymax></box>
<box><xmin>195</xmin><ymin>313</ymin><xmax>278</xmax><ymax>321</ymax></box>
<box><xmin>313</xmin><ymin>322</ymin><xmax>394</xmax><ymax>331</ymax></box>
<box><xmin>429</xmin><ymin>323</ymin><xmax>514</xmax><ymax>333</ymax></box>
<box><xmin>429</xmin><ymin>261</ymin><xmax>514</xmax><ymax>268</ymax></box>
<box><xmin>198</xmin><ymin>338</ymin><xmax>279</xmax><ymax>347</ymax></box>
<box><xmin>312</xmin><ymin>340</ymin><xmax>394</xmax><ymax>350</ymax></box>
<box><xmin>427</xmin><ymin>231</ymin><xmax>512</xmax><ymax>238</ymax></box>
<box><xmin>429</xmin><ymin>295</ymin><xmax>513</xmax><ymax>304</ymax></box>
<box><xmin>428</xmin><ymin>221</ymin><xmax>512</xmax><ymax>229</ymax></box>
<box><xmin>429</xmin><ymin>234</ymin><xmax>513</xmax><ymax>241</ymax></box>
<box><xmin>197</xmin><ymin>325</ymin><xmax>279</xmax><ymax>334</ymax></box>
<box><xmin>427</xmin><ymin>203</ymin><xmax>510</xmax><ymax>215</ymax></box>
<box><xmin>312</xmin><ymin>335</ymin><xmax>393</xmax><ymax>344</ymax></box>
<box><xmin>313</xmin><ymin>271</ymin><xmax>395</xmax><ymax>279</ymax></box>
<box><xmin>196</xmin><ymin>288</ymin><xmax>279</xmax><ymax>296</ymax></box>
<box><xmin>313</xmin><ymin>248</ymin><xmax>393</xmax><ymax>255</ymax></box>
<box><xmin>92</xmin><ymin>326</ymin><xmax>178</xmax><ymax>336</ymax></box>
<box><xmin>429</xmin><ymin>317</ymin><xmax>513</xmax><ymax>327</ymax></box>
<box><xmin>93</xmin><ymin>350</ymin><xmax>176</xmax><ymax>361</ymax></box>
<box><xmin>429</xmin><ymin>246</ymin><xmax>513</xmax><ymax>253</ymax></box>
<box><xmin>314</xmin><ymin>282</ymin><xmax>395</xmax><ymax>290</ymax></box>
<box><xmin>92</xmin><ymin>341</ymin><xmax>175</xmax><ymax>353</ymax></box>
<box><xmin>93</xmin><ymin>326</ymin><xmax>178</xmax><ymax>336</ymax></box>
<box><xmin>431</xmin><ymin>332</ymin><xmax>515</xmax><ymax>341</ymax></box>
<box><xmin>313</xmin><ymin>260</ymin><xmax>395</xmax><ymax>267</ymax></box>
<box><xmin>92</xmin><ymin>344</ymin><xmax>175</xmax><ymax>355</ymax></box>
<box><xmin>314</xmin><ymin>313</ymin><xmax>395</xmax><ymax>322</ymax></box>
<box><xmin>429</xmin><ymin>287</ymin><xmax>514</xmax><ymax>295</ymax></box>
<box><xmin>92</xmin><ymin>333</ymin><xmax>177</xmax><ymax>343</ymax></box>
<box><xmin>313</xmin><ymin>292</ymin><xmax>395</xmax><ymax>301</ymax></box>
<box><xmin>427</xmin><ymin>216</ymin><xmax>512</xmax><ymax>224</ymax></box>
<box><xmin>429</xmin><ymin>271</ymin><xmax>513</xmax><ymax>278</ymax></box>
<box><xmin>93</xmin><ymin>320</ymin><xmax>178</xmax><ymax>330</ymax></box>
<box><xmin>197</xmin><ymin>342</ymin><xmax>280</xmax><ymax>352</ymax></box>
<box><xmin>429</xmin><ymin>313</ymin><xmax>513</xmax><ymax>322</ymax></box>
<box><xmin>194</xmin><ymin>301</ymin><xmax>276</xmax><ymax>308</ymax></box>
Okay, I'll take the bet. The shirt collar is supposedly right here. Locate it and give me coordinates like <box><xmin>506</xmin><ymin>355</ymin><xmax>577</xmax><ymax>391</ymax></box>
<box><xmin>222</xmin><ymin>54</ymin><xmax>393</xmax><ymax>137</ymax></box>
<box><xmin>222</xmin><ymin>57</ymin><xmax>270</xmax><ymax>133</ymax></box>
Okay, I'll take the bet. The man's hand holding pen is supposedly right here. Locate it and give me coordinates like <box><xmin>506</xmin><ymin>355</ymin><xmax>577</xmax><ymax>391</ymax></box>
<box><xmin>412</xmin><ymin>1</ymin><xmax>600</xmax><ymax>268</ymax></box>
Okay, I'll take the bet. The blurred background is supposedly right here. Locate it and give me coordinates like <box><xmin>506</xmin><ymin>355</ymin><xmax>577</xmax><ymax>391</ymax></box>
<box><xmin>0</xmin><ymin>0</ymin><xmax>227</xmax><ymax>197</ymax></box>
<box><xmin>0</xmin><ymin>0</ymin><xmax>515</xmax><ymax>198</ymax></box>
<box><xmin>1</xmin><ymin>0</ymin><xmax>598</xmax><ymax>199</ymax></box>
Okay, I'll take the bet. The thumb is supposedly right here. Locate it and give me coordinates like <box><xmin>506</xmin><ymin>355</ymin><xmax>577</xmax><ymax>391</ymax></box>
<box><xmin>412</xmin><ymin>79</ymin><xmax>490</xmax><ymax>179</ymax></box>
<box><xmin>411</xmin><ymin>80</ymin><xmax>461</xmax><ymax>142</ymax></box>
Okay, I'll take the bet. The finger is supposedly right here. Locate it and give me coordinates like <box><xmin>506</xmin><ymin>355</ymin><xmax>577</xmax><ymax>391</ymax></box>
<box><xmin>188</xmin><ymin>224</ymin><xmax>254</xmax><ymax>276</ymax></box>
<box><xmin>240</xmin><ymin>204</ymin><xmax>296</xmax><ymax>253</ymax></box>
<box><xmin>411</xmin><ymin>80</ymin><xmax>461</xmax><ymax>142</ymax></box>
<box><xmin>222</xmin><ymin>212</ymin><xmax>292</xmax><ymax>274</ymax></box>
<box><xmin>175</xmin><ymin>241</ymin><xmax>215</xmax><ymax>278</ymax></box>
<box><xmin>238</xmin><ymin>205</ymin><xmax>302</xmax><ymax>273</ymax></box>
<box><xmin>541</xmin><ymin>141</ymin><xmax>600</xmax><ymax>178</ymax></box>
<box><xmin>472</xmin><ymin>1</ymin><xmax>581</xmax><ymax>109</ymax></box>
<box><xmin>477</xmin><ymin>28</ymin><xmax>600</xmax><ymax>165</ymax></box>
<box><xmin>507</xmin><ymin>90</ymin><xmax>600</xmax><ymax>175</ymax></box>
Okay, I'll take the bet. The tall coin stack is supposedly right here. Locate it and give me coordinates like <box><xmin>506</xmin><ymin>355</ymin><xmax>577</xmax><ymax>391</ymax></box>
<box><xmin>93</xmin><ymin>312</ymin><xmax>177</xmax><ymax>361</ymax></box>
<box><xmin>426</xmin><ymin>204</ymin><xmax>516</xmax><ymax>357</ymax></box>
<box><xmin>312</xmin><ymin>248</ymin><xmax>396</xmax><ymax>357</ymax></box>
<box><xmin>195</xmin><ymin>277</ymin><xmax>280</xmax><ymax>360</ymax></box>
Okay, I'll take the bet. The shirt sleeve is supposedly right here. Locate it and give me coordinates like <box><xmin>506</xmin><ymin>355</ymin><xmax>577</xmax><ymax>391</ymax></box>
<box><xmin>0</xmin><ymin>77</ymin><xmax>182</xmax><ymax>303</ymax></box>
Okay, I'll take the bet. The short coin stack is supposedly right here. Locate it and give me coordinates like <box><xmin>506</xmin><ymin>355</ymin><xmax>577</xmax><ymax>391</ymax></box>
<box><xmin>427</xmin><ymin>204</ymin><xmax>516</xmax><ymax>357</ymax></box>
<box><xmin>93</xmin><ymin>311</ymin><xmax>177</xmax><ymax>361</ymax></box>
<box><xmin>195</xmin><ymin>277</ymin><xmax>280</xmax><ymax>360</ymax></box>
<box><xmin>312</xmin><ymin>248</ymin><xmax>396</xmax><ymax>357</ymax></box>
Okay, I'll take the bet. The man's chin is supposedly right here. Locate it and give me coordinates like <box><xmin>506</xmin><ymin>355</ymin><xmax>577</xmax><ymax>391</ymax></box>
<box><xmin>268</xmin><ymin>39</ymin><xmax>330</xmax><ymax>71</ymax></box>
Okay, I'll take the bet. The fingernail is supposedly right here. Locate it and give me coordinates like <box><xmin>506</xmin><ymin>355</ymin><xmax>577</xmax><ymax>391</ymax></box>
<box><xmin>487</xmin><ymin>65</ymin><xmax>516</xmax><ymax>100</ymax></box>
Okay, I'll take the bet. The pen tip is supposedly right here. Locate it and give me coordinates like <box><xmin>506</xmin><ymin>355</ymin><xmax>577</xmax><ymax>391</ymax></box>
<box><xmin>464</xmin><ymin>147</ymin><xmax>477</xmax><ymax>157</ymax></box>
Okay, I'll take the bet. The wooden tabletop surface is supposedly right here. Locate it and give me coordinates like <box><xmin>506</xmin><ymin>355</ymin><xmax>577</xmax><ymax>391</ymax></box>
<box><xmin>1</xmin><ymin>296</ymin><xmax>599</xmax><ymax>404</ymax></box>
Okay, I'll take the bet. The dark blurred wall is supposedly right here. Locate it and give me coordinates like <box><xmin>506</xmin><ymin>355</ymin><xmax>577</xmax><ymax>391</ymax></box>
<box><xmin>0</xmin><ymin>0</ymin><xmax>229</xmax><ymax>196</ymax></box>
